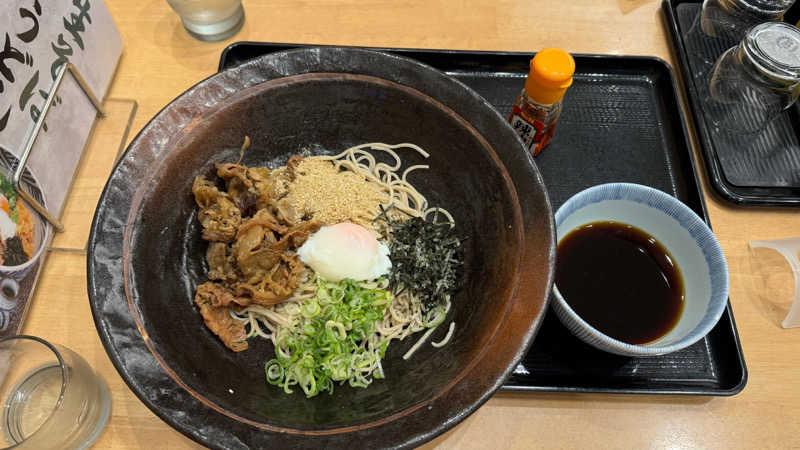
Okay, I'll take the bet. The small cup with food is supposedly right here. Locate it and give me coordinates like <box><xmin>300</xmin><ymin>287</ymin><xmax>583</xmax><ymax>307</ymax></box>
<box><xmin>0</xmin><ymin>166</ymin><xmax>51</xmax><ymax>333</ymax></box>
<box><xmin>0</xmin><ymin>169</ymin><xmax>50</xmax><ymax>277</ymax></box>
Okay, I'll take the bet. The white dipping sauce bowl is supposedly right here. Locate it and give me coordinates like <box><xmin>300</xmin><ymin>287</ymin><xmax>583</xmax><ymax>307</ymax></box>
<box><xmin>552</xmin><ymin>183</ymin><xmax>730</xmax><ymax>357</ymax></box>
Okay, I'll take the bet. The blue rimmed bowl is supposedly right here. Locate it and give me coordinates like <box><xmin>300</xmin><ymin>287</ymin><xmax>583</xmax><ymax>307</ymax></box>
<box><xmin>552</xmin><ymin>182</ymin><xmax>729</xmax><ymax>357</ymax></box>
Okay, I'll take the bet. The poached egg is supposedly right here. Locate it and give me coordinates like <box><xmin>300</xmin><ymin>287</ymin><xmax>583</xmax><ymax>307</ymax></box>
<box><xmin>297</xmin><ymin>222</ymin><xmax>391</xmax><ymax>282</ymax></box>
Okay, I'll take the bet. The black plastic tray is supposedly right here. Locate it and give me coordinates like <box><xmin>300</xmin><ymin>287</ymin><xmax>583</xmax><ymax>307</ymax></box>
<box><xmin>218</xmin><ymin>42</ymin><xmax>747</xmax><ymax>396</ymax></box>
<box><xmin>663</xmin><ymin>0</ymin><xmax>800</xmax><ymax>206</ymax></box>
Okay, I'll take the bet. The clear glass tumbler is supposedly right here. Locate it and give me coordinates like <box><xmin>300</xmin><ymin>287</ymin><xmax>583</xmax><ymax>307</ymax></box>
<box><xmin>704</xmin><ymin>22</ymin><xmax>800</xmax><ymax>133</ymax></box>
<box><xmin>0</xmin><ymin>335</ymin><xmax>111</xmax><ymax>449</ymax></box>
<box><xmin>167</xmin><ymin>0</ymin><xmax>245</xmax><ymax>42</ymax></box>
<box><xmin>684</xmin><ymin>0</ymin><xmax>794</xmax><ymax>79</ymax></box>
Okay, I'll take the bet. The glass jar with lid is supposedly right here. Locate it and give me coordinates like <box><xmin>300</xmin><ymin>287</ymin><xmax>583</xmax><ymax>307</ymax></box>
<box><xmin>703</xmin><ymin>21</ymin><xmax>800</xmax><ymax>133</ymax></box>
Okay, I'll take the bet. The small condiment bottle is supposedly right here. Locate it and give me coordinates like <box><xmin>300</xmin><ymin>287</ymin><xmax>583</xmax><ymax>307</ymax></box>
<box><xmin>508</xmin><ymin>48</ymin><xmax>575</xmax><ymax>156</ymax></box>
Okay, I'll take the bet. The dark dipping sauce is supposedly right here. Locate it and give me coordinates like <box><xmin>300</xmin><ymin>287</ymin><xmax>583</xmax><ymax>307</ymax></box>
<box><xmin>556</xmin><ymin>221</ymin><xmax>685</xmax><ymax>345</ymax></box>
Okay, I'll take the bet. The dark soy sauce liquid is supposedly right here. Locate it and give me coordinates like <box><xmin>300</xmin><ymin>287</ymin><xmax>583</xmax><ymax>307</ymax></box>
<box><xmin>556</xmin><ymin>221</ymin><xmax>685</xmax><ymax>345</ymax></box>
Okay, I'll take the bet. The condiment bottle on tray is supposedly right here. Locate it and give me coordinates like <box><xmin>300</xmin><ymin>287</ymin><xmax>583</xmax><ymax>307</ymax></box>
<box><xmin>508</xmin><ymin>48</ymin><xmax>575</xmax><ymax>156</ymax></box>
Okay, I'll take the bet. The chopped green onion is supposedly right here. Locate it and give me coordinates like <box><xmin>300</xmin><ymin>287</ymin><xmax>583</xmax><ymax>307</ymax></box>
<box><xmin>264</xmin><ymin>277</ymin><xmax>391</xmax><ymax>398</ymax></box>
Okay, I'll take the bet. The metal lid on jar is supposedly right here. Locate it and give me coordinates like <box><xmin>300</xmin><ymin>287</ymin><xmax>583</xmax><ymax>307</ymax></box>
<box><xmin>744</xmin><ymin>22</ymin><xmax>800</xmax><ymax>82</ymax></box>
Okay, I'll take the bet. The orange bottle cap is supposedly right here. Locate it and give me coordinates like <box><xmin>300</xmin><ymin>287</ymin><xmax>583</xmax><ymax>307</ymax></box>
<box><xmin>525</xmin><ymin>48</ymin><xmax>576</xmax><ymax>105</ymax></box>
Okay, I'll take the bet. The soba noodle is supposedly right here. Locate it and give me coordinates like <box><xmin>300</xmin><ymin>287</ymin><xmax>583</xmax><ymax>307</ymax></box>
<box><xmin>231</xmin><ymin>143</ymin><xmax>456</xmax><ymax>380</ymax></box>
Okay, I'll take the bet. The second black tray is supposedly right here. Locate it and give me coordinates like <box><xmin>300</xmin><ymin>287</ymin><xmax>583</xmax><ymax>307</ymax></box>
<box><xmin>218</xmin><ymin>42</ymin><xmax>747</xmax><ymax>396</ymax></box>
<box><xmin>663</xmin><ymin>0</ymin><xmax>800</xmax><ymax>206</ymax></box>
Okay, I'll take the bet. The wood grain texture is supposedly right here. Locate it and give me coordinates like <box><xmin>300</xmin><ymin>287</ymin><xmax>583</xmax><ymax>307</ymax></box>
<box><xmin>20</xmin><ymin>0</ymin><xmax>800</xmax><ymax>448</ymax></box>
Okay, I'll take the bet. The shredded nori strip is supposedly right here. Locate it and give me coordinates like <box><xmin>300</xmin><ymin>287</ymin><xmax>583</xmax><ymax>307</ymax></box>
<box><xmin>375</xmin><ymin>206</ymin><xmax>463</xmax><ymax>311</ymax></box>
<box><xmin>3</xmin><ymin>236</ymin><xmax>28</xmax><ymax>266</ymax></box>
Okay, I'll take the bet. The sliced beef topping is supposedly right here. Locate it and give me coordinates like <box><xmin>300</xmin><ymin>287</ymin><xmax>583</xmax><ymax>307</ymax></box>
<box><xmin>192</xmin><ymin>176</ymin><xmax>241</xmax><ymax>243</ymax></box>
<box><xmin>206</xmin><ymin>242</ymin><xmax>236</xmax><ymax>282</ymax></box>
<box><xmin>286</xmin><ymin>155</ymin><xmax>303</xmax><ymax>181</ymax></box>
<box><xmin>234</xmin><ymin>253</ymin><xmax>306</xmax><ymax>306</ymax></box>
<box><xmin>192</xmin><ymin>155</ymin><xmax>324</xmax><ymax>352</ymax></box>
<box><xmin>194</xmin><ymin>282</ymin><xmax>248</xmax><ymax>352</ymax></box>
<box><xmin>216</xmin><ymin>163</ymin><xmax>277</xmax><ymax>218</ymax></box>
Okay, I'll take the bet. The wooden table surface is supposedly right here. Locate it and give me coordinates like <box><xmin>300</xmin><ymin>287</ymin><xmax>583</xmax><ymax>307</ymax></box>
<box><xmin>22</xmin><ymin>0</ymin><xmax>800</xmax><ymax>448</ymax></box>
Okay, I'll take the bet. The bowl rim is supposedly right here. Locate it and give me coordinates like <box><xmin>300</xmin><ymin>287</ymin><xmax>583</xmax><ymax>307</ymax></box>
<box><xmin>87</xmin><ymin>46</ymin><xmax>556</xmax><ymax>449</ymax></box>
<box><xmin>552</xmin><ymin>182</ymin><xmax>730</xmax><ymax>357</ymax></box>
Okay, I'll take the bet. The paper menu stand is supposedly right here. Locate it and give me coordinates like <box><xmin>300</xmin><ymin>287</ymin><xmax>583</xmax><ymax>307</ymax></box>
<box><xmin>0</xmin><ymin>0</ymin><xmax>122</xmax><ymax>336</ymax></box>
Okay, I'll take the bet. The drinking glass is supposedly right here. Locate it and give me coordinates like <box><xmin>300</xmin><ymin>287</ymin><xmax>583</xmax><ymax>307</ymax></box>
<box><xmin>701</xmin><ymin>21</ymin><xmax>800</xmax><ymax>133</ymax></box>
<box><xmin>167</xmin><ymin>0</ymin><xmax>245</xmax><ymax>42</ymax></box>
<box><xmin>0</xmin><ymin>336</ymin><xmax>110</xmax><ymax>449</ymax></box>
<box><xmin>683</xmin><ymin>0</ymin><xmax>794</xmax><ymax>79</ymax></box>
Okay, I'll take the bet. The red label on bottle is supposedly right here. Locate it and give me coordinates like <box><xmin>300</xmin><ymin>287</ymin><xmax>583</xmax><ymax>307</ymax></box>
<box><xmin>509</xmin><ymin>105</ymin><xmax>545</xmax><ymax>156</ymax></box>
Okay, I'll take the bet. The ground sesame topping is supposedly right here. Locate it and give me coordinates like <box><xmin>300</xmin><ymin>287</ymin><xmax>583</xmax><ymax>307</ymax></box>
<box><xmin>287</xmin><ymin>158</ymin><xmax>389</xmax><ymax>226</ymax></box>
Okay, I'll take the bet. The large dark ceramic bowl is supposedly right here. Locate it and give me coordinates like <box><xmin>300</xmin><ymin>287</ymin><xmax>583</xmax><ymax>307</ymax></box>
<box><xmin>88</xmin><ymin>47</ymin><xmax>555</xmax><ymax>449</ymax></box>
